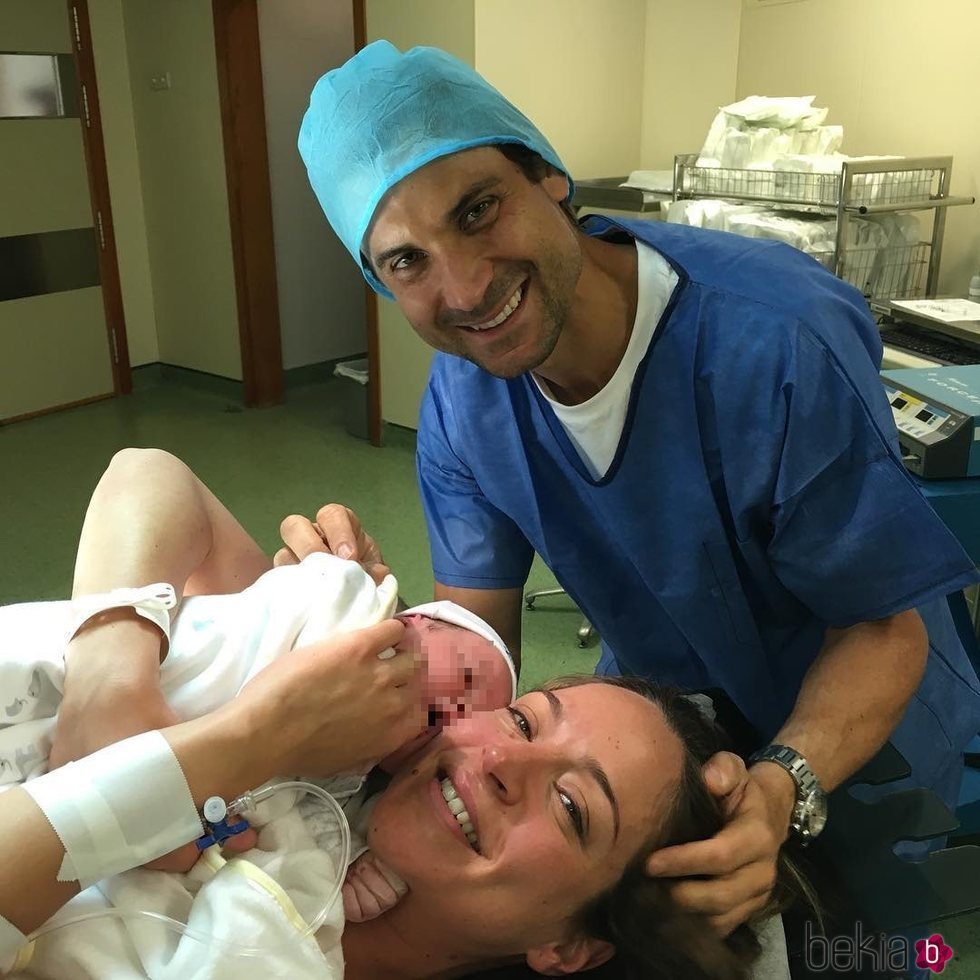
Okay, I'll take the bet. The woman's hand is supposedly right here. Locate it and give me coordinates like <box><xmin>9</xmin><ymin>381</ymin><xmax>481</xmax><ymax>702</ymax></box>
<box><xmin>276</xmin><ymin>505</ymin><xmax>390</xmax><ymax>585</ymax></box>
<box><xmin>50</xmin><ymin>609</ymin><xmax>260</xmax><ymax>871</ymax></box>
<box><xmin>229</xmin><ymin>619</ymin><xmax>423</xmax><ymax>779</ymax></box>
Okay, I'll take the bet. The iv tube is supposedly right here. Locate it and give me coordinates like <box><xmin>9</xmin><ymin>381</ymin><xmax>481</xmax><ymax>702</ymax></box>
<box><xmin>26</xmin><ymin>780</ymin><xmax>351</xmax><ymax>958</ymax></box>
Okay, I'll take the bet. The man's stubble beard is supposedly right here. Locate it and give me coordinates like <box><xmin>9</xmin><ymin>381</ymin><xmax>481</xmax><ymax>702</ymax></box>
<box><xmin>461</xmin><ymin>248</ymin><xmax>579</xmax><ymax>380</ymax></box>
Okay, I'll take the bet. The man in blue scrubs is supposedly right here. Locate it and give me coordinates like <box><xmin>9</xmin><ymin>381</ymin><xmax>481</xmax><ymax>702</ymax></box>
<box><xmin>285</xmin><ymin>41</ymin><xmax>980</xmax><ymax>934</ymax></box>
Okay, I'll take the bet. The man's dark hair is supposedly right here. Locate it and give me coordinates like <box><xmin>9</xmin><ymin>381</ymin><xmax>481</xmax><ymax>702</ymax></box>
<box><xmin>496</xmin><ymin>142</ymin><xmax>578</xmax><ymax>223</ymax></box>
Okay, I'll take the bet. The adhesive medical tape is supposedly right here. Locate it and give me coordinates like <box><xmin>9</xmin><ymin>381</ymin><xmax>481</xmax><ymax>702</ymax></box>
<box><xmin>23</xmin><ymin>730</ymin><xmax>203</xmax><ymax>889</ymax></box>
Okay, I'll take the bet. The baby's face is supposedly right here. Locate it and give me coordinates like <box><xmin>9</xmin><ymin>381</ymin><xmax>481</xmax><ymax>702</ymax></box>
<box><xmin>396</xmin><ymin>614</ymin><xmax>513</xmax><ymax>725</ymax></box>
<box><xmin>379</xmin><ymin>613</ymin><xmax>514</xmax><ymax>774</ymax></box>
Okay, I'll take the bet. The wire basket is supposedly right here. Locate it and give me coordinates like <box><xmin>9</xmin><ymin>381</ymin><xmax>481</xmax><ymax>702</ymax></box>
<box><xmin>677</xmin><ymin>160</ymin><xmax>940</xmax><ymax>209</ymax></box>
<box><xmin>816</xmin><ymin>242</ymin><xmax>931</xmax><ymax>298</ymax></box>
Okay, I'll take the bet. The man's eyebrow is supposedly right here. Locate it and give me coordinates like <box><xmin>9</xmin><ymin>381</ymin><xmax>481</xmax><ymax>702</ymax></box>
<box><xmin>373</xmin><ymin>241</ymin><xmax>416</xmax><ymax>270</ymax></box>
<box><xmin>544</xmin><ymin>690</ymin><xmax>621</xmax><ymax>842</ymax></box>
<box><xmin>444</xmin><ymin>177</ymin><xmax>504</xmax><ymax>225</ymax></box>
<box><xmin>372</xmin><ymin>178</ymin><xmax>505</xmax><ymax>270</ymax></box>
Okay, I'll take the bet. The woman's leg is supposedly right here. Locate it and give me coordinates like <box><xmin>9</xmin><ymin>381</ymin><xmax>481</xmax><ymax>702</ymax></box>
<box><xmin>49</xmin><ymin>449</ymin><xmax>272</xmax><ymax>810</ymax></box>
<box><xmin>72</xmin><ymin>447</ymin><xmax>272</xmax><ymax>602</ymax></box>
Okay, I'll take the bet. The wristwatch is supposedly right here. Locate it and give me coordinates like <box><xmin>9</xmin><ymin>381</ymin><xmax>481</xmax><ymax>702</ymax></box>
<box><xmin>749</xmin><ymin>744</ymin><xmax>828</xmax><ymax>845</ymax></box>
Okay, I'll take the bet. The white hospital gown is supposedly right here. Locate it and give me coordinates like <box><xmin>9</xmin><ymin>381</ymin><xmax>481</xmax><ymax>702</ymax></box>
<box><xmin>0</xmin><ymin>554</ymin><xmax>396</xmax><ymax>978</ymax></box>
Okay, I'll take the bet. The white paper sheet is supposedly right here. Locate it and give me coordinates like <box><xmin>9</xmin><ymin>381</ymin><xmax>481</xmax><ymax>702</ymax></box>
<box><xmin>892</xmin><ymin>299</ymin><xmax>980</xmax><ymax>323</ymax></box>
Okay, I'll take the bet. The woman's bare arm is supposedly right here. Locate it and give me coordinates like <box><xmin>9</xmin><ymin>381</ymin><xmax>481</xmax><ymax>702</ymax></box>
<box><xmin>2</xmin><ymin>619</ymin><xmax>415</xmax><ymax>943</ymax></box>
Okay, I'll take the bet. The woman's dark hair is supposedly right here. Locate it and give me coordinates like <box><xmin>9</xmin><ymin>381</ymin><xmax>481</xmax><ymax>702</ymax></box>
<box><xmin>464</xmin><ymin>675</ymin><xmax>815</xmax><ymax>980</ymax></box>
<box><xmin>551</xmin><ymin>675</ymin><xmax>813</xmax><ymax>980</ymax></box>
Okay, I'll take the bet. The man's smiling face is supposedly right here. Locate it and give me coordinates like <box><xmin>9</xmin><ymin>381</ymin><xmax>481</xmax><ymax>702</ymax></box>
<box><xmin>366</xmin><ymin>147</ymin><xmax>583</xmax><ymax>379</ymax></box>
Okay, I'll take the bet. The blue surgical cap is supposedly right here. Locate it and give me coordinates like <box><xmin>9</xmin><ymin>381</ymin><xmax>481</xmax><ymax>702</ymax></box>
<box><xmin>298</xmin><ymin>40</ymin><xmax>571</xmax><ymax>298</ymax></box>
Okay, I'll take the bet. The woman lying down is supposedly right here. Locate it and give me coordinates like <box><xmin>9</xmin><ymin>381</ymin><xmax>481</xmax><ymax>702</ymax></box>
<box><xmin>0</xmin><ymin>450</ymin><xmax>795</xmax><ymax>979</ymax></box>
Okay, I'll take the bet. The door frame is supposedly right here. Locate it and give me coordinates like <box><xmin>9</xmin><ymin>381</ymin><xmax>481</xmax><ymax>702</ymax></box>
<box><xmin>212</xmin><ymin>0</ymin><xmax>283</xmax><ymax>408</ymax></box>
<box><xmin>71</xmin><ymin>0</ymin><xmax>131</xmax><ymax>399</ymax></box>
<box><xmin>210</xmin><ymin>0</ymin><xmax>381</xmax><ymax>438</ymax></box>
<box><xmin>352</xmin><ymin>0</ymin><xmax>383</xmax><ymax>447</ymax></box>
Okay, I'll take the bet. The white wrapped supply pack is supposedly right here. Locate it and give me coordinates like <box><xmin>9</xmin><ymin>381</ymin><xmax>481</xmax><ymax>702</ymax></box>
<box><xmin>666</xmin><ymin>201</ymin><xmax>915</xmax><ymax>295</ymax></box>
<box><xmin>664</xmin><ymin>199</ymin><xmax>758</xmax><ymax>231</ymax></box>
<box><xmin>773</xmin><ymin>154</ymin><xmax>849</xmax><ymax>202</ymax></box>
<box><xmin>861</xmin><ymin>213</ymin><xmax>923</xmax><ymax>296</ymax></box>
<box><xmin>621</xmin><ymin>170</ymin><xmax>674</xmax><ymax>194</ymax></box>
<box><xmin>697</xmin><ymin>96</ymin><xmax>843</xmax><ymax>171</ymax></box>
<box><xmin>690</xmin><ymin>96</ymin><xmax>921</xmax><ymax>210</ymax></box>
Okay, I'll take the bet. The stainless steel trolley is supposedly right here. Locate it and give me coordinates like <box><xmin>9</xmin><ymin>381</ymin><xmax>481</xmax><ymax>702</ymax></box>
<box><xmin>672</xmin><ymin>153</ymin><xmax>974</xmax><ymax>298</ymax></box>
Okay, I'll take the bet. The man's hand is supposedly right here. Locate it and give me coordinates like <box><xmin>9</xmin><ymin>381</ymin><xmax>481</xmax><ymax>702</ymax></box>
<box><xmin>645</xmin><ymin>751</ymin><xmax>795</xmax><ymax>936</ymax></box>
<box><xmin>342</xmin><ymin>851</ymin><xmax>408</xmax><ymax>922</ymax></box>
<box><xmin>276</xmin><ymin>505</ymin><xmax>389</xmax><ymax>585</ymax></box>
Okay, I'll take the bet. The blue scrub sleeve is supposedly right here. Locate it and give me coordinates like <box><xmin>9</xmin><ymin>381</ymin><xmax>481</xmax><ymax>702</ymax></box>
<box><xmin>417</xmin><ymin>385</ymin><xmax>534</xmax><ymax>589</ymax></box>
<box><xmin>768</xmin><ymin>324</ymin><xmax>979</xmax><ymax>627</ymax></box>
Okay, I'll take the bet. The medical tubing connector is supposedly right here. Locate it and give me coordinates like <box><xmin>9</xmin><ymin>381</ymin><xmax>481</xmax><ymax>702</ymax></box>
<box><xmin>27</xmin><ymin>780</ymin><xmax>351</xmax><ymax>957</ymax></box>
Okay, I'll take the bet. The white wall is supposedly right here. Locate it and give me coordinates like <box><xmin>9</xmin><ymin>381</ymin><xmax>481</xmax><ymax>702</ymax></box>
<box><xmin>367</xmin><ymin>0</ymin><xmax>477</xmax><ymax>429</ymax></box>
<box><xmin>256</xmin><ymin>0</ymin><xmax>366</xmax><ymax>370</ymax></box>
<box><xmin>640</xmin><ymin>0</ymin><xmax>741</xmax><ymax>169</ymax></box>
<box><xmin>475</xmin><ymin>0</ymin><xmax>646</xmax><ymax>179</ymax></box>
<box><xmin>737</xmin><ymin>0</ymin><xmax>980</xmax><ymax>293</ymax></box>
<box><xmin>123</xmin><ymin>0</ymin><xmax>242</xmax><ymax>379</ymax></box>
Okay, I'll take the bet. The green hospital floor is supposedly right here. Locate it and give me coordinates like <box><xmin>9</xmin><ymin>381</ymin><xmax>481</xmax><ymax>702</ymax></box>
<box><xmin>3</xmin><ymin>375</ymin><xmax>980</xmax><ymax>977</ymax></box>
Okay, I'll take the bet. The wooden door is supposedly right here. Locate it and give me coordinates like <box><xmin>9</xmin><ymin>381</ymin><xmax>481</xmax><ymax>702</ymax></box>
<box><xmin>0</xmin><ymin>0</ymin><xmax>127</xmax><ymax>423</ymax></box>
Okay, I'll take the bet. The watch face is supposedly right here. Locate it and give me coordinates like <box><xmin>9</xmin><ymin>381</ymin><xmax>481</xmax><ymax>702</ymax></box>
<box><xmin>802</xmin><ymin>789</ymin><xmax>828</xmax><ymax>838</ymax></box>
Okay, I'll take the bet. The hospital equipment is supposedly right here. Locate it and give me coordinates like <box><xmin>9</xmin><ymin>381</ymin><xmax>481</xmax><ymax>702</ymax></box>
<box><xmin>195</xmin><ymin>795</ymin><xmax>251</xmax><ymax>850</ymax></box>
<box><xmin>881</xmin><ymin>365</ymin><xmax>980</xmax><ymax>478</ymax></box>
<box><xmin>875</xmin><ymin>296</ymin><xmax>980</xmax><ymax>369</ymax></box>
<box><xmin>672</xmin><ymin>154</ymin><xmax>973</xmax><ymax>299</ymax></box>
<box><xmin>574</xmin><ymin>157</ymin><xmax>973</xmax><ymax>303</ymax></box>
<box><xmin>25</xmin><ymin>779</ymin><xmax>351</xmax><ymax>957</ymax></box>
<box><xmin>524</xmin><ymin>585</ymin><xmax>596</xmax><ymax>647</ymax></box>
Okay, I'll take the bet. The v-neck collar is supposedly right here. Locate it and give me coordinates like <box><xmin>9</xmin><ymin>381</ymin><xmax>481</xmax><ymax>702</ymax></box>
<box><xmin>525</xmin><ymin>222</ymin><xmax>690</xmax><ymax>485</ymax></box>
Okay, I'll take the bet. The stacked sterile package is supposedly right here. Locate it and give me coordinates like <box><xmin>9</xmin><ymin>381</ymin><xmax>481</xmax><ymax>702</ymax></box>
<box><xmin>698</xmin><ymin>96</ymin><xmax>843</xmax><ymax>165</ymax></box>
<box><xmin>665</xmin><ymin>202</ymin><xmax>923</xmax><ymax>297</ymax></box>
<box><xmin>679</xmin><ymin>96</ymin><xmax>928</xmax><ymax>207</ymax></box>
<box><xmin>772</xmin><ymin>154</ymin><xmax>922</xmax><ymax>206</ymax></box>
<box><xmin>698</xmin><ymin>96</ymin><xmax>843</xmax><ymax>170</ymax></box>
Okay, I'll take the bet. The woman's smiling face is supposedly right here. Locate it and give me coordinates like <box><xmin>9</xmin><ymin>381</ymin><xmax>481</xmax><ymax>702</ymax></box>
<box><xmin>365</xmin><ymin>682</ymin><xmax>685</xmax><ymax>957</ymax></box>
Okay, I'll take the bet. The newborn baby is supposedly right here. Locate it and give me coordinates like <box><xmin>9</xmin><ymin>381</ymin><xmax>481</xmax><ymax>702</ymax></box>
<box><xmin>381</xmin><ymin>600</ymin><xmax>516</xmax><ymax>768</ymax></box>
